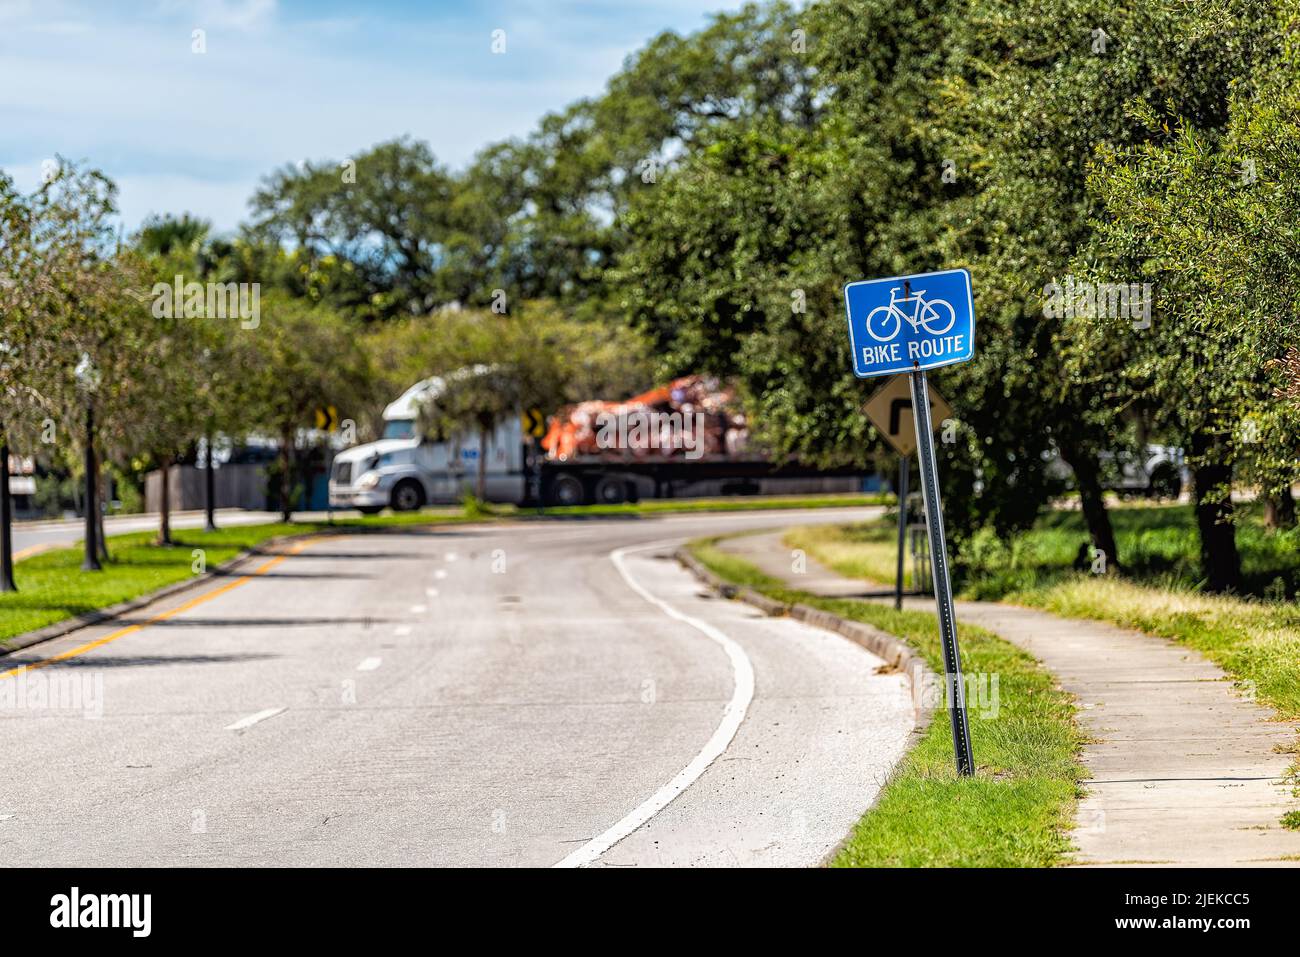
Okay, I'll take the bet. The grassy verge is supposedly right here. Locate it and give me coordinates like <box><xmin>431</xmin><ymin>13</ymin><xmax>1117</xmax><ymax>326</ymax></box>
<box><xmin>1</xmin><ymin>511</ymin><xmax>479</xmax><ymax>645</ymax></box>
<box><xmin>688</xmin><ymin>538</ymin><xmax>1085</xmax><ymax>867</ymax></box>
<box><xmin>781</xmin><ymin>521</ymin><xmax>909</xmax><ymax>587</ymax></box>
<box><xmin>963</xmin><ymin>504</ymin><xmax>1300</xmax><ymax>600</ymax></box>
<box><xmin>785</xmin><ymin>508</ymin><xmax>1300</xmax><ymax>725</ymax></box>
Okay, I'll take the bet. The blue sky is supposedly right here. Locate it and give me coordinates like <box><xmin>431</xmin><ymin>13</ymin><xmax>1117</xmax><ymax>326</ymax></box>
<box><xmin>0</xmin><ymin>0</ymin><xmax>745</xmax><ymax>232</ymax></box>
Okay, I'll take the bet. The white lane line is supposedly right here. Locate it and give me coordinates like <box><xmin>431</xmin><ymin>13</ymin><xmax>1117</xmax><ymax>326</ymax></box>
<box><xmin>444</xmin><ymin>552</ymin><xmax>458</xmax><ymax>562</ymax></box>
<box><xmin>425</xmin><ymin>587</ymin><xmax>440</xmax><ymax>597</ymax></box>
<box><xmin>410</xmin><ymin>604</ymin><xmax>427</xmax><ymax>613</ymax></box>
<box><xmin>554</xmin><ymin>540</ymin><xmax>756</xmax><ymax>869</ymax></box>
<box><xmin>225</xmin><ymin>707</ymin><xmax>287</xmax><ymax>732</ymax></box>
<box><xmin>394</xmin><ymin>624</ymin><xmax>412</xmax><ymax>636</ymax></box>
<box><xmin>357</xmin><ymin>657</ymin><xmax>382</xmax><ymax>672</ymax></box>
<box><xmin>433</xmin><ymin>569</ymin><xmax>448</xmax><ymax>580</ymax></box>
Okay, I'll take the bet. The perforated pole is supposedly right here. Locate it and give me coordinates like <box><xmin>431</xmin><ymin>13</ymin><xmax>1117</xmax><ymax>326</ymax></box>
<box><xmin>895</xmin><ymin>455</ymin><xmax>908</xmax><ymax>610</ymax></box>
<box><xmin>909</xmin><ymin>368</ymin><xmax>974</xmax><ymax>776</ymax></box>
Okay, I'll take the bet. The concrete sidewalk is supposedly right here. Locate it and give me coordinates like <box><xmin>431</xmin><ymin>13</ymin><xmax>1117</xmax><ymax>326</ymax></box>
<box><xmin>720</xmin><ymin>530</ymin><xmax>1300</xmax><ymax>867</ymax></box>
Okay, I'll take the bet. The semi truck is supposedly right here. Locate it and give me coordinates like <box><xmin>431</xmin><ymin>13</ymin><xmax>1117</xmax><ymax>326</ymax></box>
<box><xmin>328</xmin><ymin>373</ymin><xmax>863</xmax><ymax>511</ymax></box>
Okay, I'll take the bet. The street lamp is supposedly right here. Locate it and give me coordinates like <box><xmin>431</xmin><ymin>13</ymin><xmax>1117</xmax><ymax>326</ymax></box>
<box><xmin>201</xmin><ymin>347</ymin><xmax>217</xmax><ymax>533</ymax></box>
<box><xmin>74</xmin><ymin>352</ymin><xmax>102</xmax><ymax>572</ymax></box>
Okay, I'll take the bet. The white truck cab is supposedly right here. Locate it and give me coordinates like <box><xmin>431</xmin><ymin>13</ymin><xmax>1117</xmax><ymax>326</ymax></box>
<box><xmin>328</xmin><ymin>376</ymin><xmax>525</xmax><ymax>512</ymax></box>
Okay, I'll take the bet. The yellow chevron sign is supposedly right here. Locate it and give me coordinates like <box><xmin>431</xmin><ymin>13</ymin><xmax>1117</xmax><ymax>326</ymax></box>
<box><xmin>522</xmin><ymin>408</ymin><xmax>546</xmax><ymax>439</ymax></box>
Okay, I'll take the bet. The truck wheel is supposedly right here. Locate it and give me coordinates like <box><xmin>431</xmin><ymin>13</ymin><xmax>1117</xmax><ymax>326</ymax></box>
<box><xmin>1148</xmin><ymin>465</ymin><xmax>1182</xmax><ymax>500</ymax></box>
<box><xmin>391</xmin><ymin>479</ymin><xmax>425</xmax><ymax>512</ymax></box>
<box><xmin>550</xmin><ymin>474</ymin><xmax>586</xmax><ymax>507</ymax></box>
<box><xmin>594</xmin><ymin>475</ymin><xmax>628</xmax><ymax>505</ymax></box>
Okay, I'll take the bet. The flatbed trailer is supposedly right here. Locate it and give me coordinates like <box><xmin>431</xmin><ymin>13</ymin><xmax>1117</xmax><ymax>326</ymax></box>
<box><xmin>532</xmin><ymin>452</ymin><xmax>866</xmax><ymax>506</ymax></box>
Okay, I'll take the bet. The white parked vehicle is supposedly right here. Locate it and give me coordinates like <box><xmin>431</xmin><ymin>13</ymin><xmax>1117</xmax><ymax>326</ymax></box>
<box><xmin>1043</xmin><ymin>444</ymin><xmax>1188</xmax><ymax>499</ymax></box>
<box><xmin>1099</xmin><ymin>445</ymin><xmax>1187</xmax><ymax>498</ymax></box>
<box><xmin>328</xmin><ymin>377</ymin><xmax>525</xmax><ymax>513</ymax></box>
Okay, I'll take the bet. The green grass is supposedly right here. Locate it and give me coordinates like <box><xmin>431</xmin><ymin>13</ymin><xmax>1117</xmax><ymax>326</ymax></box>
<box><xmin>687</xmin><ymin>539</ymin><xmax>789</xmax><ymax>590</ymax></box>
<box><xmin>1</xmin><ymin>511</ymin><xmax>480</xmax><ymax>645</ymax></box>
<box><xmin>3</xmin><ymin>524</ymin><xmax>296</xmax><ymax>643</ymax></box>
<box><xmin>788</xmin><ymin>502</ymin><xmax>1300</xmax><ymax>598</ymax></box>
<box><xmin>960</xmin><ymin>503</ymin><xmax>1300</xmax><ymax>600</ymax></box>
<box><xmin>786</xmin><ymin>505</ymin><xmax>1300</xmax><ymax>724</ymax></box>
<box><xmin>780</xmin><ymin>521</ymin><xmax>911</xmax><ymax>587</ymax></box>
<box><xmin>688</xmin><ymin>538</ymin><xmax>1085</xmax><ymax>867</ymax></box>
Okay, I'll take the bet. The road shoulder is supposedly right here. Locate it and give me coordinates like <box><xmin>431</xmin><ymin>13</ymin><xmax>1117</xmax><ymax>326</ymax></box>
<box><xmin>579</xmin><ymin>543</ymin><xmax>916</xmax><ymax>866</ymax></box>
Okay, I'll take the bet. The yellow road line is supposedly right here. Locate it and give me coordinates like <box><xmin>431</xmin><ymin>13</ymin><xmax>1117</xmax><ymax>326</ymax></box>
<box><xmin>0</xmin><ymin>536</ymin><xmax>332</xmax><ymax>681</ymax></box>
<box><xmin>13</xmin><ymin>544</ymin><xmax>53</xmax><ymax>561</ymax></box>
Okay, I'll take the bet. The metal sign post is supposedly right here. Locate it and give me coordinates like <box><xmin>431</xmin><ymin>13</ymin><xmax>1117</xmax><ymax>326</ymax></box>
<box><xmin>531</xmin><ymin>441</ymin><xmax>545</xmax><ymax>514</ymax></box>
<box><xmin>895</xmin><ymin>455</ymin><xmax>908</xmax><ymax>611</ymax></box>
<box><xmin>908</xmin><ymin>368</ymin><xmax>974</xmax><ymax>776</ymax></box>
<box><xmin>522</xmin><ymin>409</ymin><xmax>547</xmax><ymax>513</ymax></box>
<box><xmin>845</xmin><ymin>267</ymin><xmax>976</xmax><ymax>777</ymax></box>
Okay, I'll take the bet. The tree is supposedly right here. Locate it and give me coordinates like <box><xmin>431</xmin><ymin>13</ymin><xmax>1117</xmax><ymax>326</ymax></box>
<box><xmin>19</xmin><ymin>161</ymin><xmax>131</xmax><ymax>570</ymax></box>
<box><xmin>409</xmin><ymin>304</ymin><xmax>652</xmax><ymax>499</ymax></box>
<box><xmin>605</xmin><ymin>0</ymin><xmax>1286</xmax><ymax>570</ymax></box>
<box><xmin>234</xmin><ymin>296</ymin><xmax>373</xmax><ymax>521</ymax></box>
<box><xmin>612</xmin><ymin>1</ymin><xmax>971</xmax><ymax>526</ymax></box>
<box><xmin>915</xmin><ymin>0</ymin><xmax>1278</xmax><ymax>569</ymax></box>
<box><xmin>1268</xmin><ymin>346</ymin><xmax>1300</xmax><ymax>527</ymax></box>
<box><xmin>138</xmin><ymin>213</ymin><xmax>210</xmax><ymax>258</ymax></box>
<box><xmin>0</xmin><ymin>173</ymin><xmax>40</xmax><ymax>590</ymax></box>
<box><xmin>469</xmin><ymin>1</ymin><xmax>819</xmax><ymax>310</ymax></box>
<box><xmin>1072</xmin><ymin>5</ymin><xmax>1299</xmax><ymax>590</ymax></box>
<box><xmin>247</xmin><ymin>138</ymin><xmax>458</xmax><ymax>320</ymax></box>
<box><xmin>110</xmin><ymin>249</ymin><xmax>214</xmax><ymax>545</ymax></box>
<box><xmin>238</xmin><ymin>5</ymin><xmax>820</xmax><ymax>322</ymax></box>
<box><xmin>132</xmin><ymin>213</ymin><xmax>250</xmax><ymax>533</ymax></box>
<box><xmin>420</xmin><ymin>366</ymin><xmax>517</xmax><ymax>501</ymax></box>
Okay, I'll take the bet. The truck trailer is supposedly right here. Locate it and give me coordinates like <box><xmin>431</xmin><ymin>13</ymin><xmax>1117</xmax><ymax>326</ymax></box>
<box><xmin>328</xmin><ymin>374</ymin><xmax>863</xmax><ymax>511</ymax></box>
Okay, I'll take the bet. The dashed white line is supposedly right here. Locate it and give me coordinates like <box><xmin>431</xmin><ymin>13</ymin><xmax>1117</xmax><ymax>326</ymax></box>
<box><xmin>357</xmin><ymin>657</ymin><xmax>382</xmax><ymax>672</ymax></box>
<box><xmin>553</xmin><ymin>540</ymin><xmax>756</xmax><ymax>869</ymax></box>
<box><xmin>433</xmin><ymin>569</ymin><xmax>448</xmax><ymax>580</ymax></box>
<box><xmin>225</xmin><ymin>707</ymin><xmax>287</xmax><ymax>732</ymax></box>
<box><xmin>410</xmin><ymin>604</ymin><xmax>427</xmax><ymax>613</ymax></box>
<box><xmin>394</xmin><ymin>625</ymin><xmax>412</xmax><ymax>636</ymax></box>
<box><xmin>426</xmin><ymin>587</ymin><xmax>440</xmax><ymax>597</ymax></box>
<box><xmin>444</xmin><ymin>552</ymin><xmax>458</xmax><ymax>562</ymax></box>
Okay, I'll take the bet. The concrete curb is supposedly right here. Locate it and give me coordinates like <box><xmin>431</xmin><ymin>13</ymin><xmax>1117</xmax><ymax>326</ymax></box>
<box><xmin>674</xmin><ymin>546</ymin><xmax>934</xmax><ymax>735</ymax></box>
<box><xmin>0</xmin><ymin>530</ymin><xmax>332</xmax><ymax>659</ymax></box>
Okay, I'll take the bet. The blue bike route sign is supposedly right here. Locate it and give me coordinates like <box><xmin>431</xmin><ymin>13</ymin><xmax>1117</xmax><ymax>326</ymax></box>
<box><xmin>844</xmin><ymin>268</ymin><xmax>975</xmax><ymax>379</ymax></box>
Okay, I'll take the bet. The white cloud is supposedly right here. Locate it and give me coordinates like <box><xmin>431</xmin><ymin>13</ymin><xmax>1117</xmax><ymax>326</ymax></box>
<box><xmin>0</xmin><ymin>0</ymin><xmax>746</xmax><ymax>232</ymax></box>
<box><xmin>160</xmin><ymin>0</ymin><xmax>277</xmax><ymax>31</ymax></box>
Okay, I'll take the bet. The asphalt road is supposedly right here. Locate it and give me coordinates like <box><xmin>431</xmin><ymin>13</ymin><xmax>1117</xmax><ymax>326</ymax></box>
<box><xmin>0</xmin><ymin>507</ymin><xmax>914</xmax><ymax>867</ymax></box>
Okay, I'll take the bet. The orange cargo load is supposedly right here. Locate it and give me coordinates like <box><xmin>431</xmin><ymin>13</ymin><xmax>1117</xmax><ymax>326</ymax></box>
<box><xmin>540</xmin><ymin>375</ymin><xmax>749</xmax><ymax>462</ymax></box>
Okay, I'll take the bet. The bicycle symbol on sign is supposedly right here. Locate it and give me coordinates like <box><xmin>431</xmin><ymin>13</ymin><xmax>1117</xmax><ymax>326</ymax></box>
<box><xmin>866</xmin><ymin>286</ymin><xmax>957</xmax><ymax>343</ymax></box>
